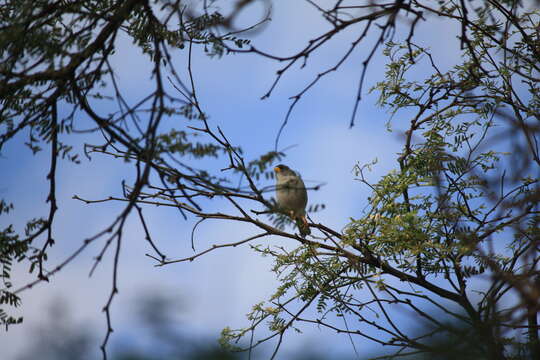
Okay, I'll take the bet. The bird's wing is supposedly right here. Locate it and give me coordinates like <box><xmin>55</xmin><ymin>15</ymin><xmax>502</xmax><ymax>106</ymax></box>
<box><xmin>281</xmin><ymin>175</ymin><xmax>300</xmax><ymax>188</ymax></box>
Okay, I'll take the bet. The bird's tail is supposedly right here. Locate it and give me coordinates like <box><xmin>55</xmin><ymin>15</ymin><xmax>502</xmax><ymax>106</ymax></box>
<box><xmin>295</xmin><ymin>215</ymin><xmax>311</xmax><ymax>236</ymax></box>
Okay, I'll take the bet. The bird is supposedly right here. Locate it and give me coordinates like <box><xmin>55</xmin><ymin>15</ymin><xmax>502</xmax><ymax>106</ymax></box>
<box><xmin>274</xmin><ymin>164</ymin><xmax>311</xmax><ymax>236</ymax></box>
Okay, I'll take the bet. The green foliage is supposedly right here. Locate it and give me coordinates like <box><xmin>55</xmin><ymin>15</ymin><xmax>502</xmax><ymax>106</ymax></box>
<box><xmin>157</xmin><ymin>129</ymin><xmax>223</xmax><ymax>158</ymax></box>
<box><xmin>0</xmin><ymin>226</ymin><xmax>25</xmax><ymax>329</ymax></box>
<box><xmin>221</xmin><ymin>6</ymin><xmax>540</xmax><ymax>358</ymax></box>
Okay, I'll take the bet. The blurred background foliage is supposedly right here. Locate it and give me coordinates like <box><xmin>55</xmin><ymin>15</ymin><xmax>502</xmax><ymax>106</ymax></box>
<box><xmin>16</xmin><ymin>292</ymin><xmax>526</xmax><ymax>360</ymax></box>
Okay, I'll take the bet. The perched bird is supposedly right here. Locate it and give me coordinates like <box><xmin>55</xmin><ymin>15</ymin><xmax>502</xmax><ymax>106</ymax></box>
<box><xmin>274</xmin><ymin>164</ymin><xmax>311</xmax><ymax>236</ymax></box>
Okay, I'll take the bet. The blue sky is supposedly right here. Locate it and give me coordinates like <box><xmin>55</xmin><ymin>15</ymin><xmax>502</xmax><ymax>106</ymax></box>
<box><xmin>0</xmin><ymin>2</ymin><xmax>470</xmax><ymax>359</ymax></box>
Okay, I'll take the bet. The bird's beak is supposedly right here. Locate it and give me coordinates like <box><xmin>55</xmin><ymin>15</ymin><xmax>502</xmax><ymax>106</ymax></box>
<box><xmin>274</xmin><ymin>166</ymin><xmax>281</xmax><ymax>173</ymax></box>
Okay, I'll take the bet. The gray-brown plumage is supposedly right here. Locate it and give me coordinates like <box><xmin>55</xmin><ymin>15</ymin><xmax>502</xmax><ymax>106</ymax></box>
<box><xmin>274</xmin><ymin>164</ymin><xmax>310</xmax><ymax>236</ymax></box>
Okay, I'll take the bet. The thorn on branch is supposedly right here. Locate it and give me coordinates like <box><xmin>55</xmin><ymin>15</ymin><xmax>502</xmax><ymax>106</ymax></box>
<box><xmin>187</xmin><ymin>126</ymin><xmax>207</xmax><ymax>132</ymax></box>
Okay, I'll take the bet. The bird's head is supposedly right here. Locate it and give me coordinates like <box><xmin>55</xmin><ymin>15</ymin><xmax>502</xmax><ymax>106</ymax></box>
<box><xmin>274</xmin><ymin>164</ymin><xmax>295</xmax><ymax>178</ymax></box>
